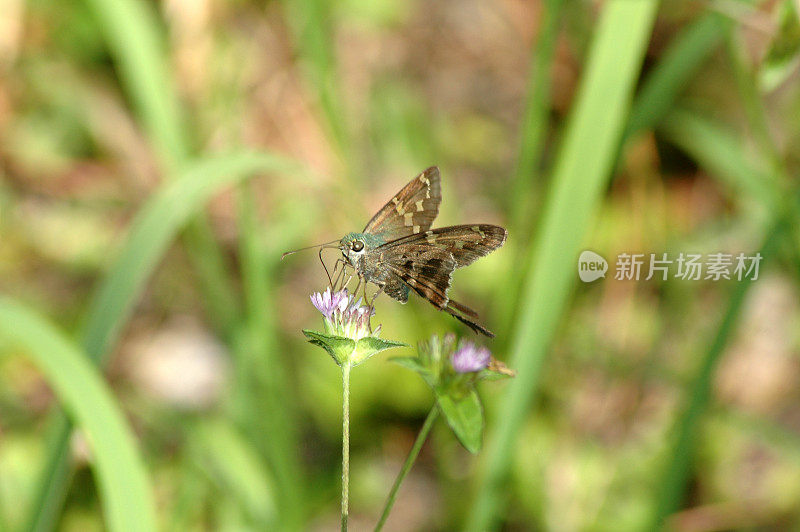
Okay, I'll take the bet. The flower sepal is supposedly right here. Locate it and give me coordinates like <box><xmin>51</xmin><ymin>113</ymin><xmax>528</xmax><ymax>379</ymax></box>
<box><xmin>351</xmin><ymin>336</ymin><xmax>407</xmax><ymax>366</ymax></box>
<box><xmin>303</xmin><ymin>330</ymin><xmax>406</xmax><ymax>367</ymax></box>
<box><xmin>303</xmin><ymin>330</ymin><xmax>356</xmax><ymax>366</ymax></box>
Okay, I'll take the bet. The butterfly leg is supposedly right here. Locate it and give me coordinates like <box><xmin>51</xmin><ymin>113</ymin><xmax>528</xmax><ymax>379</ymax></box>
<box><xmin>341</xmin><ymin>272</ymin><xmax>354</xmax><ymax>292</ymax></box>
<box><xmin>331</xmin><ymin>258</ymin><xmax>347</xmax><ymax>290</ymax></box>
<box><xmin>353</xmin><ymin>275</ymin><xmax>363</xmax><ymax>302</ymax></box>
<box><xmin>367</xmin><ymin>285</ymin><xmax>384</xmax><ymax>313</ymax></box>
<box><xmin>363</xmin><ymin>279</ymin><xmax>381</xmax><ymax>333</ymax></box>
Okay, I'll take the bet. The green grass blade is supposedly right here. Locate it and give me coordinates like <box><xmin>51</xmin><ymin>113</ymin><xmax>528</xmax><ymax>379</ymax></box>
<box><xmin>234</xmin><ymin>187</ymin><xmax>306</xmax><ymax>529</ymax></box>
<box><xmin>0</xmin><ymin>298</ymin><xmax>156</xmax><ymax>532</ymax></box>
<box><xmin>466</xmin><ymin>1</ymin><xmax>660</xmax><ymax>529</ymax></box>
<box><xmin>83</xmin><ymin>0</ymin><xmax>241</xmax><ymax>335</ymax></box>
<box><xmin>498</xmin><ymin>0</ymin><xmax>564</xmax><ymax>335</ymax></box>
<box><xmin>190</xmin><ymin>419</ymin><xmax>277</xmax><ymax>526</ymax></box>
<box><xmin>650</xmin><ymin>89</ymin><xmax>793</xmax><ymax>528</ymax></box>
<box><xmin>283</xmin><ymin>0</ymin><xmax>353</xmax><ymax>171</ymax></box>
<box><xmin>625</xmin><ymin>12</ymin><xmax>730</xmax><ymax>139</ymax></box>
<box><xmin>648</xmin><ymin>220</ymin><xmax>785</xmax><ymax>528</ymax></box>
<box><xmin>24</xmin><ymin>151</ymin><xmax>301</xmax><ymax>532</ymax></box>
<box><xmin>658</xmin><ymin>109</ymin><xmax>778</xmax><ymax>209</ymax></box>
<box><xmin>22</xmin><ymin>417</ymin><xmax>72</xmax><ymax>532</ymax></box>
<box><xmin>81</xmin><ymin>151</ymin><xmax>299</xmax><ymax>363</ymax></box>
<box><xmin>83</xmin><ymin>0</ymin><xmax>189</xmax><ymax>168</ymax></box>
<box><xmin>509</xmin><ymin>0</ymin><xmax>564</xmax><ymax>230</ymax></box>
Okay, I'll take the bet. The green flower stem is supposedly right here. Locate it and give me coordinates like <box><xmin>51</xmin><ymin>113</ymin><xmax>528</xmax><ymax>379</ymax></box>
<box><xmin>374</xmin><ymin>407</ymin><xmax>439</xmax><ymax>531</ymax></box>
<box><xmin>341</xmin><ymin>362</ymin><xmax>352</xmax><ymax>531</ymax></box>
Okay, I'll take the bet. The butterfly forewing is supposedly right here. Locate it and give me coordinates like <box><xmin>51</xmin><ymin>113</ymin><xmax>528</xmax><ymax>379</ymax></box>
<box><xmin>363</xmin><ymin>166</ymin><xmax>441</xmax><ymax>240</ymax></box>
<box><xmin>382</xmin><ymin>224</ymin><xmax>507</xmax><ymax>268</ymax></box>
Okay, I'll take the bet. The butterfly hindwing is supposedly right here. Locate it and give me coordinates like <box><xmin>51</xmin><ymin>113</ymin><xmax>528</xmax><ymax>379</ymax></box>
<box><xmin>362</xmin><ymin>166</ymin><xmax>441</xmax><ymax>240</ymax></box>
<box><xmin>382</xmin><ymin>245</ymin><xmax>495</xmax><ymax>336</ymax></box>
<box><xmin>384</xmin><ymin>245</ymin><xmax>456</xmax><ymax>309</ymax></box>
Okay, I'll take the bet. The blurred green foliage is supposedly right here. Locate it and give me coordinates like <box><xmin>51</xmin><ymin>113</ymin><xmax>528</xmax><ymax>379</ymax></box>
<box><xmin>1</xmin><ymin>0</ymin><xmax>800</xmax><ymax>530</ymax></box>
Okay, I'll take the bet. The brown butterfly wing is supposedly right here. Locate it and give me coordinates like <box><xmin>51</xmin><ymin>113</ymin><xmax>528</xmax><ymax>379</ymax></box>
<box><xmin>384</xmin><ymin>244</ymin><xmax>495</xmax><ymax>337</ymax></box>
<box><xmin>381</xmin><ymin>224</ymin><xmax>507</xmax><ymax>268</ymax></box>
<box><xmin>362</xmin><ymin>167</ymin><xmax>441</xmax><ymax>239</ymax></box>
<box><xmin>384</xmin><ymin>245</ymin><xmax>455</xmax><ymax>310</ymax></box>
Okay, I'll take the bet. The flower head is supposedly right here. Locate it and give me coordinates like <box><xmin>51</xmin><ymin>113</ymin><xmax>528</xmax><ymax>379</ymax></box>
<box><xmin>306</xmin><ymin>287</ymin><xmax>403</xmax><ymax>367</ymax></box>
<box><xmin>310</xmin><ymin>287</ymin><xmax>350</xmax><ymax>319</ymax></box>
<box><xmin>310</xmin><ymin>288</ymin><xmax>379</xmax><ymax>341</ymax></box>
<box><xmin>450</xmin><ymin>342</ymin><xmax>491</xmax><ymax>373</ymax></box>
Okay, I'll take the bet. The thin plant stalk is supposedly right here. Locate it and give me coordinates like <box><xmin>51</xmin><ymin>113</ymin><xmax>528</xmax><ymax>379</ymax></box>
<box><xmin>375</xmin><ymin>407</ymin><xmax>439</xmax><ymax>531</ymax></box>
<box><xmin>648</xmin><ymin>219</ymin><xmax>785</xmax><ymax>528</ymax></box>
<box><xmin>342</xmin><ymin>362</ymin><xmax>352</xmax><ymax>531</ymax></box>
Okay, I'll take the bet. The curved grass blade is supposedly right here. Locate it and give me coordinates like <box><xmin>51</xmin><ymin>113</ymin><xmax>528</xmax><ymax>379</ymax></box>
<box><xmin>24</xmin><ymin>151</ymin><xmax>301</xmax><ymax>532</ymax></box>
<box><xmin>81</xmin><ymin>151</ymin><xmax>299</xmax><ymax>363</ymax></box>
<box><xmin>84</xmin><ymin>0</ymin><xmax>241</xmax><ymax>345</ymax></box>
<box><xmin>190</xmin><ymin>419</ymin><xmax>277</xmax><ymax>526</ymax></box>
<box><xmin>658</xmin><ymin>109</ymin><xmax>779</xmax><ymax>209</ymax></box>
<box><xmin>0</xmin><ymin>298</ymin><xmax>156</xmax><ymax>532</ymax></box>
<box><xmin>625</xmin><ymin>12</ymin><xmax>731</xmax><ymax>140</ymax></box>
<box><xmin>466</xmin><ymin>1</ymin><xmax>660</xmax><ymax>529</ymax></box>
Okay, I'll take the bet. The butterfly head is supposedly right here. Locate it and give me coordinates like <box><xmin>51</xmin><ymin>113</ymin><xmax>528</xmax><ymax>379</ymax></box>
<box><xmin>340</xmin><ymin>232</ymin><xmax>384</xmax><ymax>268</ymax></box>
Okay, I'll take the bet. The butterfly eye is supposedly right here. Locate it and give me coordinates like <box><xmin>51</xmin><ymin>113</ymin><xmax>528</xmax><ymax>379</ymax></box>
<box><xmin>351</xmin><ymin>240</ymin><xmax>364</xmax><ymax>252</ymax></box>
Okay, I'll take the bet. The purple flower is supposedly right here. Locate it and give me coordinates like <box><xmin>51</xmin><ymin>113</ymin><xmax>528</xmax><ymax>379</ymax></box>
<box><xmin>309</xmin><ymin>288</ymin><xmax>379</xmax><ymax>340</ymax></box>
<box><xmin>310</xmin><ymin>288</ymin><xmax>351</xmax><ymax>319</ymax></box>
<box><xmin>450</xmin><ymin>342</ymin><xmax>491</xmax><ymax>373</ymax></box>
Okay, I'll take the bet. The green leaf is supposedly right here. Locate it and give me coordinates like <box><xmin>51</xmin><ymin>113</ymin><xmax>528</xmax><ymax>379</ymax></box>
<box><xmin>351</xmin><ymin>337</ymin><xmax>406</xmax><ymax>366</ymax></box>
<box><xmin>480</xmin><ymin>370</ymin><xmax>514</xmax><ymax>382</ymax></box>
<box><xmin>0</xmin><ymin>297</ymin><xmax>156</xmax><ymax>532</ymax></box>
<box><xmin>302</xmin><ymin>330</ymin><xmax>355</xmax><ymax>366</ymax></box>
<box><xmin>437</xmin><ymin>390</ymin><xmax>484</xmax><ymax>454</ymax></box>
<box><xmin>390</xmin><ymin>356</ymin><xmax>438</xmax><ymax>389</ymax></box>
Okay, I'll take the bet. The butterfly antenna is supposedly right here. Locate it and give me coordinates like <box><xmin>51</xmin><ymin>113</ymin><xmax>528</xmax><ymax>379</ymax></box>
<box><xmin>280</xmin><ymin>238</ymin><xmax>340</xmax><ymax>260</ymax></box>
